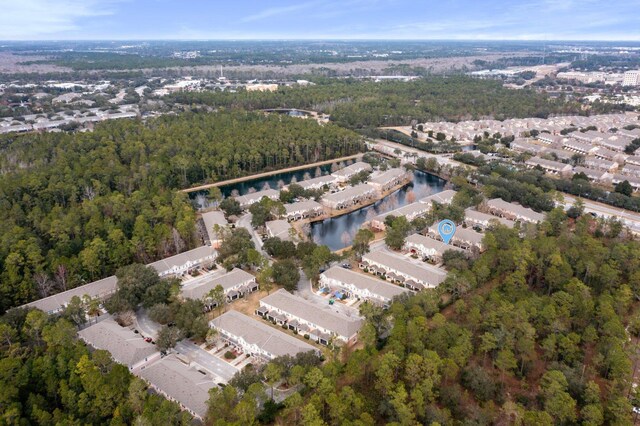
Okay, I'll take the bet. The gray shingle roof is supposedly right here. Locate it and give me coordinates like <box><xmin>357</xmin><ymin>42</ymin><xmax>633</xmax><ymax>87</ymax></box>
<box><xmin>210</xmin><ymin>310</ymin><xmax>317</xmax><ymax>358</ymax></box>
<box><xmin>260</xmin><ymin>289</ymin><xmax>363</xmax><ymax>339</ymax></box>
<box><xmin>201</xmin><ymin>210</ymin><xmax>228</xmax><ymax>243</ymax></box>
<box><xmin>24</xmin><ymin>275</ymin><xmax>117</xmax><ymax>314</ymax></box>
<box><xmin>148</xmin><ymin>246</ymin><xmax>217</xmax><ymax>275</ymax></box>
<box><xmin>362</xmin><ymin>249</ymin><xmax>447</xmax><ymax>287</ymax></box>
<box><xmin>78</xmin><ymin>319</ymin><xmax>157</xmax><ymax>367</ymax></box>
<box><xmin>182</xmin><ymin>268</ymin><xmax>256</xmax><ymax>300</ymax></box>
<box><xmin>138</xmin><ymin>355</ymin><xmax>215</xmax><ymax>419</ymax></box>
<box><xmin>321</xmin><ymin>266</ymin><xmax>409</xmax><ymax>301</ymax></box>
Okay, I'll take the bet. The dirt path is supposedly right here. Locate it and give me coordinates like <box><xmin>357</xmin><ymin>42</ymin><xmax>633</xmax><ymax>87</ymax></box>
<box><xmin>179</xmin><ymin>154</ymin><xmax>363</xmax><ymax>193</ymax></box>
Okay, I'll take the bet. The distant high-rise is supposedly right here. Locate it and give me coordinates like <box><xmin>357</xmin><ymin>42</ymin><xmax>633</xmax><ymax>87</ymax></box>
<box><xmin>623</xmin><ymin>70</ymin><xmax>640</xmax><ymax>86</ymax></box>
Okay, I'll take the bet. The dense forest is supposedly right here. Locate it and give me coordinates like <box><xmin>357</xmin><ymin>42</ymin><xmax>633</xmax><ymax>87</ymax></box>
<box><xmin>0</xmin><ymin>111</ymin><xmax>363</xmax><ymax>312</ymax></box>
<box><xmin>168</xmin><ymin>77</ymin><xmax>590</xmax><ymax>128</ymax></box>
<box><xmin>204</xmin><ymin>214</ymin><xmax>640</xmax><ymax>425</ymax></box>
<box><xmin>0</xmin><ymin>308</ymin><xmax>191</xmax><ymax>424</ymax></box>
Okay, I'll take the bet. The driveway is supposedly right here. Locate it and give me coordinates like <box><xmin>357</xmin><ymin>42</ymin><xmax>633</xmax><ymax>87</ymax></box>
<box><xmin>174</xmin><ymin>340</ymin><xmax>239</xmax><ymax>383</ymax></box>
<box><xmin>237</xmin><ymin>213</ymin><xmax>268</xmax><ymax>257</ymax></box>
<box><xmin>295</xmin><ymin>268</ymin><xmax>361</xmax><ymax>319</ymax></box>
<box><xmin>135</xmin><ymin>308</ymin><xmax>162</xmax><ymax>339</ymax></box>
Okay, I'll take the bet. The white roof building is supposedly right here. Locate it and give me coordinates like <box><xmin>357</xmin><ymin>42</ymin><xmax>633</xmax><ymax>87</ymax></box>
<box><xmin>295</xmin><ymin>175</ymin><xmax>338</xmax><ymax>191</ymax></box>
<box><xmin>210</xmin><ymin>311</ymin><xmax>319</xmax><ymax>361</ymax></box>
<box><xmin>464</xmin><ymin>209</ymin><xmax>516</xmax><ymax>230</ymax></box>
<box><xmin>201</xmin><ymin>210</ymin><xmax>228</xmax><ymax>246</ymax></box>
<box><xmin>321</xmin><ymin>184</ymin><xmax>377</xmax><ymax>210</ymax></box>
<box><xmin>181</xmin><ymin>268</ymin><xmax>257</xmax><ymax>302</ymax></box>
<box><xmin>78</xmin><ymin>319</ymin><xmax>158</xmax><ymax>369</ymax></box>
<box><xmin>148</xmin><ymin>246</ymin><xmax>218</xmax><ymax>277</ymax></box>
<box><xmin>331</xmin><ymin>161</ymin><xmax>372</xmax><ymax>182</ymax></box>
<box><xmin>138</xmin><ymin>355</ymin><xmax>215</xmax><ymax>420</ymax></box>
<box><xmin>320</xmin><ymin>266</ymin><xmax>409</xmax><ymax>306</ymax></box>
<box><xmin>234</xmin><ymin>188</ymin><xmax>280</xmax><ymax>208</ymax></box>
<box><xmin>404</xmin><ymin>233</ymin><xmax>465</xmax><ymax>261</ymax></box>
<box><xmin>283</xmin><ymin>200</ymin><xmax>324</xmax><ymax>221</ymax></box>
<box><xmin>485</xmin><ymin>199</ymin><xmax>545</xmax><ymax>224</ymax></box>
<box><xmin>525</xmin><ymin>157</ymin><xmax>573</xmax><ymax>177</ymax></box>
<box><xmin>360</xmin><ymin>249</ymin><xmax>447</xmax><ymax>290</ymax></box>
<box><xmin>265</xmin><ymin>219</ymin><xmax>295</xmax><ymax>241</ymax></box>
<box><xmin>259</xmin><ymin>289</ymin><xmax>363</xmax><ymax>344</ymax></box>
<box><xmin>368</xmin><ymin>168</ymin><xmax>409</xmax><ymax>192</ymax></box>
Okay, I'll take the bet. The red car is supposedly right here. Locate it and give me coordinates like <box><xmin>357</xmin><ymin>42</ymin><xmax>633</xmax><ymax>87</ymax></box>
<box><xmin>144</xmin><ymin>337</ymin><xmax>152</xmax><ymax>343</ymax></box>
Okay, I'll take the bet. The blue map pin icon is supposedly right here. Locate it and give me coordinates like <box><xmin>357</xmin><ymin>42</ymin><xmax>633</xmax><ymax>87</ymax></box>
<box><xmin>437</xmin><ymin>219</ymin><xmax>456</xmax><ymax>244</ymax></box>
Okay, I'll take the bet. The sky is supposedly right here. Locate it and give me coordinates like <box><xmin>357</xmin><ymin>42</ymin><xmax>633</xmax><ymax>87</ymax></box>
<box><xmin>1</xmin><ymin>0</ymin><xmax>639</xmax><ymax>41</ymax></box>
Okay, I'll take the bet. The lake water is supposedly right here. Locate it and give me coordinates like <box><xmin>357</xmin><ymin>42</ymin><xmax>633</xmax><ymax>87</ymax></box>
<box><xmin>310</xmin><ymin>170</ymin><xmax>446</xmax><ymax>251</ymax></box>
<box><xmin>195</xmin><ymin>165</ymin><xmax>447</xmax><ymax>251</ymax></box>
<box><xmin>193</xmin><ymin>164</ymin><xmax>334</xmax><ymax>209</ymax></box>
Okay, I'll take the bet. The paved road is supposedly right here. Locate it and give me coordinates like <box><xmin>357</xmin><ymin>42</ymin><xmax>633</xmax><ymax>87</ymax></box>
<box><xmin>237</xmin><ymin>213</ymin><xmax>269</xmax><ymax>257</ymax></box>
<box><xmin>175</xmin><ymin>340</ymin><xmax>239</xmax><ymax>382</ymax></box>
<box><xmin>295</xmin><ymin>268</ymin><xmax>361</xmax><ymax>319</ymax></box>
<box><xmin>180</xmin><ymin>154</ymin><xmax>362</xmax><ymax>193</ymax></box>
<box><xmin>558</xmin><ymin>194</ymin><xmax>640</xmax><ymax>234</ymax></box>
<box><xmin>135</xmin><ymin>308</ymin><xmax>162</xmax><ymax>339</ymax></box>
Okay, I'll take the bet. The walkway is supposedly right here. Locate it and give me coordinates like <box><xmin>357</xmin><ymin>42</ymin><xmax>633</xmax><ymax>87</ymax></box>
<box><xmin>180</xmin><ymin>154</ymin><xmax>363</xmax><ymax>193</ymax></box>
<box><xmin>174</xmin><ymin>340</ymin><xmax>239</xmax><ymax>382</ymax></box>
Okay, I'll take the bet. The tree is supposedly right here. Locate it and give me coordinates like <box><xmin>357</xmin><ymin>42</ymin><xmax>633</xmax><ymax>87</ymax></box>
<box><xmin>217</xmin><ymin>228</ymin><xmax>256</xmax><ymax>269</ymax></box>
<box><xmin>351</xmin><ymin>228</ymin><xmax>374</xmax><ymax>258</ymax></box>
<box><xmin>173</xmin><ymin>299</ymin><xmax>208</xmax><ymax>339</ymax></box>
<box><xmin>220</xmin><ymin>197</ymin><xmax>242</xmax><ymax>217</ymax></box>
<box><xmin>156</xmin><ymin>326</ymin><xmax>181</xmax><ymax>352</ymax></box>
<box><xmin>272</xmin><ymin>260</ymin><xmax>300</xmax><ymax>292</ymax></box>
<box><xmin>264</xmin><ymin>362</ymin><xmax>284</xmax><ymax>400</ymax></box>
<box><xmin>615</xmin><ymin>180</ymin><xmax>633</xmax><ymax>197</ymax></box>
<box><xmin>385</xmin><ymin>216</ymin><xmax>411</xmax><ymax>250</ymax></box>
<box><xmin>206</xmin><ymin>285</ymin><xmax>226</xmax><ymax>313</ymax></box>
<box><xmin>147</xmin><ymin>303</ymin><xmax>174</xmax><ymax>325</ymax></box>
<box><xmin>207</xmin><ymin>187</ymin><xmax>223</xmax><ymax>205</ymax></box>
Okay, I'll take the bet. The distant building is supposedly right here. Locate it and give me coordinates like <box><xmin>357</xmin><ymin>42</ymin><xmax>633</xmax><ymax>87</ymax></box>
<box><xmin>331</xmin><ymin>162</ymin><xmax>372</xmax><ymax>183</ymax></box>
<box><xmin>485</xmin><ymin>199</ymin><xmax>545</xmax><ymax>224</ymax></box>
<box><xmin>623</xmin><ymin>71</ymin><xmax>640</xmax><ymax>87</ymax></box>
<box><xmin>201</xmin><ymin>210</ymin><xmax>228</xmax><ymax>247</ymax></box>
<box><xmin>265</xmin><ymin>219</ymin><xmax>295</xmax><ymax>241</ymax></box>
<box><xmin>181</xmin><ymin>268</ymin><xmax>257</xmax><ymax>303</ymax></box>
<box><xmin>283</xmin><ymin>200</ymin><xmax>324</xmax><ymax>221</ymax></box>
<box><xmin>321</xmin><ymin>183</ymin><xmax>376</xmax><ymax>210</ymax></box>
<box><xmin>404</xmin><ymin>233</ymin><xmax>465</xmax><ymax>262</ymax></box>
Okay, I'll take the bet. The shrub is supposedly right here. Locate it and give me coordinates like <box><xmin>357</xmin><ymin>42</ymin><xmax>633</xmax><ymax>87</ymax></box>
<box><xmin>224</xmin><ymin>351</ymin><xmax>236</xmax><ymax>360</ymax></box>
<box><xmin>304</xmin><ymin>334</ymin><xmax>310</xmax><ymax>340</ymax></box>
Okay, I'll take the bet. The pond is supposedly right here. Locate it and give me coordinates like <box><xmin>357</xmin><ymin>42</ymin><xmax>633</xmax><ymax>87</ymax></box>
<box><xmin>309</xmin><ymin>170</ymin><xmax>446</xmax><ymax>251</ymax></box>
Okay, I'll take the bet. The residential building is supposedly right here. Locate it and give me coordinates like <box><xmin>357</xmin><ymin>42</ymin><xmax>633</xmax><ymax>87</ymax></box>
<box><xmin>320</xmin><ymin>266</ymin><xmax>409</xmax><ymax>306</ymax></box>
<box><xmin>331</xmin><ymin>161</ymin><xmax>372</xmax><ymax>183</ymax></box>
<box><xmin>583</xmin><ymin>157</ymin><xmax>618</xmax><ymax>173</ymax></box>
<box><xmin>265</xmin><ymin>219</ymin><xmax>295</xmax><ymax>241</ymax></box>
<box><xmin>360</xmin><ymin>249</ymin><xmax>447</xmax><ymax>290</ymax></box>
<box><xmin>525</xmin><ymin>157</ymin><xmax>573</xmax><ymax>177</ymax></box>
<box><xmin>570</xmin><ymin>130</ymin><xmax>605</xmax><ymax>145</ymax></box>
<box><xmin>181</xmin><ymin>268</ymin><xmax>257</xmax><ymax>303</ymax></box>
<box><xmin>295</xmin><ymin>175</ymin><xmax>338</xmax><ymax>191</ymax></box>
<box><xmin>426</xmin><ymin>224</ymin><xmax>485</xmax><ymax>251</ymax></box>
<box><xmin>404</xmin><ymin>233</ymin><xmax>465</xmax><ymax>262</ymax></box>
<box><xmin>210</xmin><ymin>311</ymin><xmax>319</xmax><ymax>361</ymax></box>
<box><xmin>78</xmin><ymin>319</ymin><xmax>157</xmax><ymax>369</ymax></box>
<box><xmin>370</xmin><ymin>201</ymin><xmax>432</xmax><ymax>231</ymax></box>
<box><xmin>621</xmin><ymin>163</ymin><xmax>640</xmax><ymax>178</ymax></box>
<box><xmin>419</xmin><ymin>189</ymin><xmax>458</xmax><ymax>205</ymax></box>
<box><xmin>623</xmin><ymin>70</ymin><xmax>640</xmax><ymax>87</ymax></box>
<box><xmin>201</xmin><ymin>210</ymin><xmax>228</xmax><ymax>247</ymax></box>
<box><xmin>625</xmin><ymin>155</ymin><xmax>640</xmax><ymax>166</ymax></box>
<box><xmin>148</xmin><ymin>245</ymin><xmax>218</xmax><ymax>277</ymax></box>
<box><xmin>572</xmin><ymin>166</ymin><xmax>611</xmax><ymax>182</ymax></box>
<box><xmin>258</xmin><ymin>289</ymin><xmax>363</xmax><ymax>345</ymax></box>
<box><xmin>612</xmin><ymin>174</ymin><xmax>640</xmax><ymax>191</ymax></box>
<box><xmin>599</xmin><ymin>134</ymin><xmax>633</xmax><ymax>152</ymax></box>
<box><xmin>24</xmin><ymin>275</ymin><xmax>117</xmax><ymax>315</ymax></box>
<box><xmin>138</xmin><ymin>355</ymin><xmax>215</xmax><ymax>420</ymax></box>
<box><xmin>368</xmin><ymin>168</ymin><xmax>410</xmax><ymax>192</ymax></box>
<box><xmin>464</xmin><ymin>209</ymin><xmax>516</xmax><ymax>230</ymax></box>
<box><xmin>321</xmin><ymin>184</ymin><xmax>377</xmax><ymax>210</ymax></box>
<box><xmin>283</xmin><ymin>200</ymin><xmax>323</xmax><ymax>221</ymax></box>
<box><xmin>485</xmin><ymin>199</ymin><xmax>545</xmax><ymax>224</ymax></box>
<box><xmin>563</xmin><ymin>139</ymin><xmax>598</xmax><ymax>155</ymax></box>
<box><xmin>509</xmin><ymin>139</ymin><xmax>547</xmax><ymax>155</ymax></box>
<box><xmin>234</xmin><ymin>188</ymin><xmax>280</xmax><ymax>208</ymax></box>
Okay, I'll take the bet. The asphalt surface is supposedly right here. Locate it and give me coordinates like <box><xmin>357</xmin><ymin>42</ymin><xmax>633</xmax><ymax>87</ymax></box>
<box><xmin>237</xmin><ymin>213</ymin><xmax>268</xmax><ymax>257</ymax></box>
<box><xmin>559</xmin><ymin>194</ymin><xmax>640</xmax><ymax>234</ymax></box>
<box><xmin>295</xmin><ymin>268</ymin><xmax>362</xmax><ymax>319</ymax></box>
<box><xmin>175</xmin><ymin>340</ymin><xmax>239</xmax><ymax>382</ymax></box>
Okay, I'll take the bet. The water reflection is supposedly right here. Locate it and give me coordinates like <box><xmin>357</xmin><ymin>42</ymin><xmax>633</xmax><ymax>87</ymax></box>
<box><xmin>310</xmin><ymin>170</ymin><xmax>446</xmax><ymax>251</ymax></box>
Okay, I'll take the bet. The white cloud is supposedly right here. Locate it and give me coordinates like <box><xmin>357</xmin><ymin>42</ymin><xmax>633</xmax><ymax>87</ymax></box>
<box><xmin>0</xmin><ymin>0</ymin><xmax>121</xmax><ymax>39</ymax></box>
<box><xmin>239</xmin><ymin>1</ymin><xmax>320</xmax><ymax>23</ymax></box>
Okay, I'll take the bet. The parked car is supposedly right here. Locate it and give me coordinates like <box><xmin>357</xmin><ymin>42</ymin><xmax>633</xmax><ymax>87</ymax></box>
<box><xmin>144</xmin><ymin>337</ymin><xmax>153</xmax><ymax>343</ymax></box>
